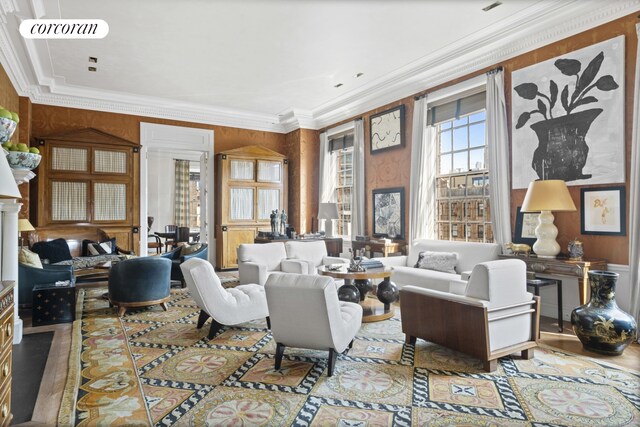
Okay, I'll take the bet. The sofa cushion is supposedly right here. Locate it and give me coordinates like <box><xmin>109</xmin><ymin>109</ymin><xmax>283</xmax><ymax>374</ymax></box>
<box><xmin>181</xmin><ymin>243</ymin><xmax>203</xmax><ymax>256</ymax></box>
<box><xmin>414</xmin><ymin>251</ymin><xmax>458</xmax><ymax>274</ymax></box>
<box><xmin>390</xmin><ymin>266</ymin><xmax>456</xmax><ymax>292</ymax></box>
<box><xmin>19</xmin><ymin>248</ymin><xmax>43</xmax><ymax>268</ymax></box>
<box><xmin>285</xmin><ymin>241</ymin><xmax>328</xmax><ymax>268</ymax></box>
<box><xmin>407</xmin><ymin>239</ymin><xmax>501</xmax><ymax>273</ymax></box>
<box><xmin>31</xmin><ymin>238</ymin><xmax>73</xmax><ymax>264</ymax></box>
<box><xmin>82</xmin><ymin>238</ymin><xmax>116</xmax><ymax>256</ymax></box>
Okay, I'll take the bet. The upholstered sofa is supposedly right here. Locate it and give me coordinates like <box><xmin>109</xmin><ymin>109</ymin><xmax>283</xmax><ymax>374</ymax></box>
<box><xmin>376</xmin><ymin>239</ymin><xmax>501</xmax><ymax>291</ymax></box>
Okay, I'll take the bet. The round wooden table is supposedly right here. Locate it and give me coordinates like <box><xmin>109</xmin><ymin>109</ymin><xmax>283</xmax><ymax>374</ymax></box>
<box><xmin>318</xmin><ymin>265</ymin><xmax>396</xmax><ymax>322</ymax></box>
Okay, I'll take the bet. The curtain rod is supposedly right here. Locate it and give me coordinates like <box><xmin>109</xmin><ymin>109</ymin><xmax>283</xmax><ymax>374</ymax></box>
<box><xmin>413</xmin><ymin>65</ymin><xmax>504</xmax><ymax>100</ymax></box>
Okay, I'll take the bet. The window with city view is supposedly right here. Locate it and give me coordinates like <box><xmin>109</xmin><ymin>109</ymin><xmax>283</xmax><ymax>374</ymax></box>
<box><xmin>329</xmin><ymin>133</ymin><xmax>354</xmax><ymax>237</ymax></box>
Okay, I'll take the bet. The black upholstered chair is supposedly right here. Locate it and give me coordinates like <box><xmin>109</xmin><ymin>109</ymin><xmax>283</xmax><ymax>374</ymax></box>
<box><xmin>108</xmin><ymin>257</ymin><xmax>171</xmax><ymax>317</ymax></box>
<box><xmin>160</xmin><ymin>243</ymin><xmax>208</xmax><ymax>287</ymax></box>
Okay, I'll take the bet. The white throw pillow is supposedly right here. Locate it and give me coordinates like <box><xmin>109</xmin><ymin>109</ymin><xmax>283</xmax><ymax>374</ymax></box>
<box><xmin>414</xmin><ymin>251</ymin><xmax>458</xmax><ymax>274</ymax></box>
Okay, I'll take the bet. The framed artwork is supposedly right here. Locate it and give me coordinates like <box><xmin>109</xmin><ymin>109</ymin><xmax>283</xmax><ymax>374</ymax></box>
<box><xmin>580</xmin><ymin>186</ymin><xmax>626</xmax><ymax>235</ymax></box>
<box><xmin>370</xmin><ymin>105</ymin><xmax>405</xmax><ymax>153</ymax></box>
<box><xmin>514</xmin><ymin>206</ymin><xmax>539</xmax><ymax>246</ymax></box>
<box><xmin>511</xmin><ymin>36</ymin><xmax>625</xmax><ymax>189</ymax></box>
<box><xmin>372</xmin><ymin>187</ymin><xmax>405</xmax><ymax>239</ymax></box>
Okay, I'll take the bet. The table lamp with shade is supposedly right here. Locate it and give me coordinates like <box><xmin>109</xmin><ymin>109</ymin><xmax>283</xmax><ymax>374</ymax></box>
<box><xmin>521</xmin><ymin>179</ymin><xmax>576</xmax><ymax>258</ymax></box>
<box><xmin>318</xmin><ymin>202</ymin><xmax>340</xmax><ymax>237</ymax></box>
<box><xmin>18</xmin><ymin>219</ymin><xmax>35</xmax><ymax>249</ymax></box>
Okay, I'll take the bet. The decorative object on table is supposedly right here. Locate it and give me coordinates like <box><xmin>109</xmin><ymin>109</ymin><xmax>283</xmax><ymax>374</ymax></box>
<box><xmin>0</xmin><ymin>108</ymin><xmax>19</xmax><ymax>142</ymax></box>
<box><xmin>568</xmin><ymin>239</ymin><xmax>584</xmax><ymax>260</ymax></box>
<box><xmin>513</xmin><ymin>206</ymin><xmax>539</xmax><ymax>247</ymax></box>
<box><xmin>370</xmin><ymin>104</ymin><xmax>405</xmax><ymax>153</ymax></box>
<box><xmin>571</xmin><ymin>270</ymin><xmax>637</xmax><ymax>355</ymax></box>
<box><xmin>372</xmin><ymin>187</ymin><xmax>405</xmax><ymax>239</ymax></box>
<box><xmin>520</xmin><ymin>180</ymin><xmax>576</xmax><ymax>258</ymax></box>
<box><xmin>347</xmin><ymin>248</ymin><xmax>365</xmax><ymax>272</ymax></box>
<box><xmin>18</xmin><ymin>218</ymin><xmax>35</xmax><ymax>248</ymax></box>
<box><xmin>376</xmin><ymin>278</ymin><xmax>399</xmax><ymax>305</ymax></box>
<box><xmin>5</xmin><ymin>148</ymin><xmax>41</xmax><ymax>170</ymax></box>
<box><xmin>580</xmin><ymin>186</ymin><xmax>626</xmax><ymax>236</ymax></box>
<box><xmin>280</xmin><ymin>209</ymin><xmax>287</xmax><ymax>235</ymax></box>
<box><xmin>505</xmin><ymin>242</ymin><xmax>531</xmax><ymax>257</ymax></box>
<box><xmin>511</xmin><ymin>36</ymin><xmax>624</xmax><ymax>189</ymax></box>
<box><xmin>317</xmin><ymin>202</ymin><xmax>339</xmax><ymax>237</ymax></box>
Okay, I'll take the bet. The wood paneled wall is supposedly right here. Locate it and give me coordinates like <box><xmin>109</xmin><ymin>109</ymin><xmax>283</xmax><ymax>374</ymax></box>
<box><xmin>321</xmin><ymin>11</ymin><xmax>638</xmax><ymax>265</ymax></box>
<box><xmin>285</xmin><ymin>128</ymin><xmax>320</xmax><ymax>234</ymax></box>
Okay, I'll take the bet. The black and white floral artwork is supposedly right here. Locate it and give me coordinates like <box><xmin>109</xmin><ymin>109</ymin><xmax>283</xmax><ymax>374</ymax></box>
<box><xmin>511</xmin><ymin>36</ymin><xmax>624</xmax><ymax>189</ymax></box>
<box><xmin>372</xmin><ymin>187</ymin><xmax>404</xmax><ymax>239</ymax></box>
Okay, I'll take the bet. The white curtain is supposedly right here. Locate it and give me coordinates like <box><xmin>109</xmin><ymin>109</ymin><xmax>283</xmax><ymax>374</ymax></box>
<box><xmin>351</xmin><ymin>119</ymin><xmax>365</xmax><ymax>239</ymax></box>
<box><xmin>409</xmin><ymin>96</ymin><xmax>436</xmax><ymax>241</ymax></box>
<box><xmin>486</xmin><ymin>69</ymin><xmax>512</xmax><ymax>246</ymax></box>
<box><xmin>628</xmin><ymin>23</ymin><xmax>640</xmax><ymax>325</ymax></box>
<box><xmin>174</xmin><ymin>159</ymin><xmax>191</xmax><ymax>226</ymax></box>
<box><xmin>318</xmin><ymin>132</ymin><xmax>336</xmax><ymax>204</ymax></box>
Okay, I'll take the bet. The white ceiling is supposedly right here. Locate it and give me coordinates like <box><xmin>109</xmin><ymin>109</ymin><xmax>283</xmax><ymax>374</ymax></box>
<box><xmin>0</xmin><ymin>0</ymin><xmax>638</xmax><ymax>132</ymax></box>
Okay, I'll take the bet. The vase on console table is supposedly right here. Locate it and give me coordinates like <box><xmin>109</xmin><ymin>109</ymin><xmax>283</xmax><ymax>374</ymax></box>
<box><xmin>571</xmin><ymin>270</ymin><xmax>637</xmax><ymax>355</ymax></box>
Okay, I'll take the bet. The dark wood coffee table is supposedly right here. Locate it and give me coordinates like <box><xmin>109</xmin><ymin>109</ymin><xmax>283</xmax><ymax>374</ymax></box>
<box><xmin>318</xmin><ymin>265</ymin><xmax>397</xmax><ymax>323</ymax></box>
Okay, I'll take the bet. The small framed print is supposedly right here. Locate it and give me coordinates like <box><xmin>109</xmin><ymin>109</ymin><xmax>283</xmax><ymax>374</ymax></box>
<box><xmin>370</xmin><ymin>105</ymin><xmax>405</xmax><ymax>153</ymax></box>
<box><xmin>514</xmin><ymin>206</ymin><xmax>539</xmax><ymax>246</ymax></box>
<box><xmin>580</xmin><ymin>186</ymin><xmax>626</xmax><ymax>235</ymax></box>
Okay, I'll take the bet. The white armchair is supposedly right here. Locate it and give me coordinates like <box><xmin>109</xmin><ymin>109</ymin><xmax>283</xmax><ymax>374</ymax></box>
<box><xmin>400</xmin><ymin>259</ymin><xmax>539</xmax><ymax>372</ymax></box>
<box><xmin>180</xmin><ymin>258</ymin><xmax>270</xmax><ymax>339</ymax></box>
<box><xmin>265</xmin><ymin>273</ymin><xmax>363</xmax><ymax>376</ymax></box>
<box><xmin>284</xmin><ymin>240</ymin><xmax>349</xmax><ymax>274</ymax></box>
<box><xmin>237</xmin><ymin>242</ymin><xmax>307</xmax><ymax>285</ymax></box>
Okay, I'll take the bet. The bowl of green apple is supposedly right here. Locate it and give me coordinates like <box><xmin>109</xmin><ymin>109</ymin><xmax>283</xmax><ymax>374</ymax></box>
<box><xmin>3</xmin><ymin>142</ymin><xmax>41</xmax><ymax>170</ymax></box>
<box><xmin>0</xmin><ymin>108</ymin><xmax>19</xmax><ymax>143</ymax></box>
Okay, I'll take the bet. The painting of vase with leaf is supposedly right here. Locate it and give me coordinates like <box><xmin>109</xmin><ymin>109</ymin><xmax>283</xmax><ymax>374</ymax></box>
<box><xmin>511</xmin><ymin>36</ymin><xmax>625</xmax><ymax>189</ymax></box>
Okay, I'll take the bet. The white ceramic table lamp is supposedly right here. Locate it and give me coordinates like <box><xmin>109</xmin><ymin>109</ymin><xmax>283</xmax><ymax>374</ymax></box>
<box><xmin>521</xmin><ymin>180</ymin><xmax>576</xmax><ymax>258</ymax></box>
<box><xmin>318</xmin><ymin>202</ymin><xmax>340</xmax><ymax>237</ymax></box>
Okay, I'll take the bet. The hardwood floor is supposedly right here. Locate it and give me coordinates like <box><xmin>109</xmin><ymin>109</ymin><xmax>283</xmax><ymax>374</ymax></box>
<box><xmin>14</xmin><ymin>286</ymin><xmax>640</xmax><ymax>425</ymax></box>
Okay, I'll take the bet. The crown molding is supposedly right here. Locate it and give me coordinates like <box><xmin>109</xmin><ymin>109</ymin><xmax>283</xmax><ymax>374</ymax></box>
<box><xmin>0</xmin><ymin>0</ymin><xmax>638</xmax><ymax>134</ymax></box>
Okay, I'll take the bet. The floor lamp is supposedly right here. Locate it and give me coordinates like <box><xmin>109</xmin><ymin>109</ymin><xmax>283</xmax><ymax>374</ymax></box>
<box><xmin>318</xmin><ymin>203</ymin><xmax>340</xmax><ymax>238</ymax></box>
<box><xmin>521</xmin><ymin>180</ymin><xmax>576</xmax><ymax>258</ymax></box>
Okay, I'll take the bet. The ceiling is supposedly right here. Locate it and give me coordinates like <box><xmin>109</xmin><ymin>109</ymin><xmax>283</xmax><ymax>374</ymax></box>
<box><xmin>0</xmin><ymin>0</ymin><xmax>637</xmax><ymax>132</ymax></box>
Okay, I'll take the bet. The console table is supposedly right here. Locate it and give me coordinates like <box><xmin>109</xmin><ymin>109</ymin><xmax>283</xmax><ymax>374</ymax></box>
<box><xmin>499</xmin><ymin>254</ymin><xmax>607</xmax><ymax>305</ymax></box>
<box><xmin>253</xmin><ymin>236</ymin><xmax>343</xmax><ymax>257</ymax></box>
<box><xmin>351</xmin><ymin>240</ymin><xmax>406</xmax><ymax>257</ymax></box>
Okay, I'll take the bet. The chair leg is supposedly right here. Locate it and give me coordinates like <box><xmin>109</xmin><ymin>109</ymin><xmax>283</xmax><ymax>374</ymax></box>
<box><xmin>207</xmin><ymin>318</ymin><xmax>224</xmax><ymax>339</ymax></box>
<box><xmin>117</xmin><ymin>306</ymin><xmax>127</xmax><ymax>317</ymax></box>
<box><xmin>266</xmin><ymin>316</ymin><xmax>271</xmax><ymax>329</ymax></box>
<box><xmin>483</xmin><ymin>359</ymin><xmax>498</xmax><ymax>372</ymax></box>
<box><xmin>275</xmin><ymin>343</ymin><xmax>285</xmax><ymax>370</ymax></box>
<box><xmin>405</xmin><ymin>335</ymin><xmax>417</xmax><ymax>345</ymax></box>
<box><xmin>197</xmin><ymin>310</ymin><xmax>210</xmax><ymax>329</ymax></box>
<box><xmin>160</xmin><ymin>302</ymin><xmax>169</xmax><ymax>311</ymax></box>
<box><xmin>521</xmin><ymin>348</ymin><xmax>535</xmax><ymax>360</ymax></box>
<box><xmin>328</xmin><ymin>348</ymin><xmax>338</xmax><ymax>377</ymax></box>
<box><xmin>348</xmin><ymin>339</ymin><xmax>354</xmax><ymax>349</ymax></box>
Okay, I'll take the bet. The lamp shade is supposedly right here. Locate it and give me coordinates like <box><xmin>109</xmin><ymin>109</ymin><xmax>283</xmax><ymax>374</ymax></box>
<box><xmin>318</xmin><ymin>202</ymin><xmax>340</xmax><ymax>220</ymax></box>
<box><xmin>521</xmin><ymin>180</ymin><xmax>576</xmax><ymax>212</ymax></box>
<box><xmin>18</xmin><ymin>219</ymin><xmax>35</xmax><ymax>232</ymax></box>
<box><xmin>0</xmin><ymin>152</ymin><xmax>20</xmax><ymax>199</ymax></box>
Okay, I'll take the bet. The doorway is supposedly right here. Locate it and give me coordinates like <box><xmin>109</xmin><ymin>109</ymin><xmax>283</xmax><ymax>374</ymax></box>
<box><xmin>140</xmin><ymin>123</ymin><xmax>215</xmax><ymax>263</ymax></box>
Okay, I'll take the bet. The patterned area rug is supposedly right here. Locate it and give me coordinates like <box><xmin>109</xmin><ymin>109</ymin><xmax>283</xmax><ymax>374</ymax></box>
<box><xmin>59</xmin><ymin>288</ymin><xmax>640</xmax><ymax>426</ymax></box>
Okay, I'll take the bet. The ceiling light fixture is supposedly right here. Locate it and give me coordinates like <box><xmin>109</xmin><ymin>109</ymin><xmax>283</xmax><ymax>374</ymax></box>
<box><xmin>88</xmin><ymin>57</ymin><xmax>98</xmax><ymax>63</ymax></box>
<box><xmin>482</xmin><ymin>1</ymin><xmax>502</xmax><ymax>11</ymax></box>
<box><xmin>88</xmin><ymin>67</ymin><xmax>97</xmax><ymax>72</ymax></box>
<box><xmin>334</xmin><ymin>83</ymin><xmax>343</xmax><ymax>88</ymax></box>
<box><xmin>353</xmin><ymin>72</ymin><xmax>364</xmax><ymax>78</ymax></box>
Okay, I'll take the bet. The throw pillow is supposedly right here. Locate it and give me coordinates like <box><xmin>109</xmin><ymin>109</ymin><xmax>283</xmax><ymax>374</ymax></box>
<box><xmin>31</xmin><ymin>238</ymin><xmax>72</xmax><ymax>264</ymax></box>
<box><xmin>82</xmin><ymin>238</ymin><xmax>117</xmax><ymax>256</ymax></box>
<box><xmin>180</xmin><ymin>243</ymin><xmax>202</xmax><ymax>256</ymax></box>
<box><xmin>414</xmin><ymin>251</ymin><xmax>458</xmax><ymax>274</ymax></box>
<box><xmin>18</xmin><ymin>248</ymin><xmax>43</xmax><ymax>268</ymax></box>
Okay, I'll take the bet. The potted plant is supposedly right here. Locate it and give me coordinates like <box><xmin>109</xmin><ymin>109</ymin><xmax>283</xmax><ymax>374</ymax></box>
<box><xmin>514</xmin><ymin>51</ymin><xmax>619</xmax><ymax>182</ymax></box>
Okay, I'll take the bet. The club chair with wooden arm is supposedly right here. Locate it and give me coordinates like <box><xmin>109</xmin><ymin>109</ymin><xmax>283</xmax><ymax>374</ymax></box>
<box><xmin>400</xmin><ymin>259</ymin><xmax>540</xmax><ymax>372</ymax></box>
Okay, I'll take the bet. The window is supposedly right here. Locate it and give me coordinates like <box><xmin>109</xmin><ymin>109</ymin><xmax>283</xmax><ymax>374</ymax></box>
<box><xmin>329</xmin><ymin>133</ymin><xmax>354</xmax><ymax>237</ymax></box>
<box><xmin>435</xmin><ymin>109</ymin><xmax>493</xmax><ymax>242</ymax></box>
